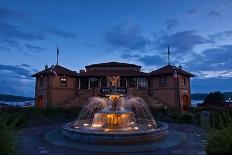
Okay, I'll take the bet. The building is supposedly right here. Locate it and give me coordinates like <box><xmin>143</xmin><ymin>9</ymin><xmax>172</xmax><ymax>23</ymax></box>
<box><xmin>32</xmin><ymin>62</ymin><xmax>194</xmax><ymax>112</ymax></box>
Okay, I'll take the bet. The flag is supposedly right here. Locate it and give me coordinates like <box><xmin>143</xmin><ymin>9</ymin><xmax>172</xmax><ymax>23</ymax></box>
<box><xmin>168</xmin><ymin>46</ymin><xmax>170</xmax><ymax>55</ymax></box>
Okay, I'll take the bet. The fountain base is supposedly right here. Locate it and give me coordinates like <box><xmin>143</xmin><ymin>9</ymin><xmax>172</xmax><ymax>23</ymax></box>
<box><xmin>63</xmin><ymin>121</ymin><xmax>168</xmax><ymax>145</ymax></box>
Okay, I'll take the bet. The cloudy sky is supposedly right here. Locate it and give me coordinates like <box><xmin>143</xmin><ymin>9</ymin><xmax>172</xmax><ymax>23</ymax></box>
<box><xmin>0</xmin><ymin>0</ymin><xmax>232</xmax><ymax>97</ymax></box>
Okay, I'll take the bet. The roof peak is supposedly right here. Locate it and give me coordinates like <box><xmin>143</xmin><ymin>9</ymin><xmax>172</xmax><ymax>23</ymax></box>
<box><xmin>85</xmin><ymin>61</ymin><xmax>141</xmax><ymax>68</ymax></box>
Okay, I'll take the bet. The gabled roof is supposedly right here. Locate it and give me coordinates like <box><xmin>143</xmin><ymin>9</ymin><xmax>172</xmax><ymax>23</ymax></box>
<box><xmin>32</xmin><ymin>65</ymin><xmax>78</xmax><ymax>77</ymax></box>
<box><xmin>79</xmin><ymin>70</ymin><xmax>147</xmax><ymax>77</ymax></box>
<box><xmin>85</xmin><ymin>62</ymin><xmax>141</xmax><ymax>68</ymax></box>
<box><xmin>149</xmin><ymin>65</ymin><xmax>194</xmax><ymax>77</ymax></box>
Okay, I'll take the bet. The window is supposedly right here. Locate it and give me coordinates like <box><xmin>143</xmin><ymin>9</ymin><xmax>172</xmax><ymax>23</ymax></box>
<box><xmin>90</xmin><ymin>78</ymin><xmax>98</xmax><ymax>88</ymax></box>
<box><xmin>80</xmin><ymin>78</ymin><xmax>88</xmax><ymax>89</ymax></box>
<box><xmin>39</xmin><ymin>77</ymin><xmax>44</xmax><ymax>87</ymax></box>
<box><xmin>159</xmin><ymin>77</ymin><xmax>167</xmax><ymax>87</ymax></box>
<box><xmin>138</xmin><ymin>78</ymin><xmax>147</xmax><ymax>88</ymax></box>
<box><xmin>60</xmin><ymin>78</ymin><xmax>67</xmax><ymax>86</ymax></box>
<box><xmin>183</xmin><ymin>78</ymin><xmax>187</xmax><ymax>87</ymax></box>
<box><xmin>128</xmin><ymin>78</ymin><xmax>137</xmax><ymax>88</ymax></box>
<box><xmin>120</xmin><ymin>78</ymin><xmax>127</xmax><ymax>88</ymax></box>
<box><xmin>101</xmin><ymin>78</ymin><xmax>107</xmax><ymax>87</ymax></box>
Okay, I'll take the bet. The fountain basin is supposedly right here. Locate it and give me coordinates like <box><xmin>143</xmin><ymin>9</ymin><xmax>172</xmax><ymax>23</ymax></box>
<box><xmin>63</xmin><ymin>121</ymin><xmax>169</xmax><ymax>145</ymax></box>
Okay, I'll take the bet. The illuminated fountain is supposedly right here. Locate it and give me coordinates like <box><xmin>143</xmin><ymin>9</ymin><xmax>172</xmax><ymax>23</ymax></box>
<box><xmin>63</xmin><ymin>75</ymin><xmax>168</xmax><ymax>144</ymax></box>
<box><xmin>63</xmin><ymin>95</ymin><xmax>168</xmax><ymax>144</ymax></box>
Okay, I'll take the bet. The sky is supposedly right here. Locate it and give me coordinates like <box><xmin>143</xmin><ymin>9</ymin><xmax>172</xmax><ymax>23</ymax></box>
<box><xmin>0</xmin><ymin>0</ymin><xmax>232</xmax><ymax>97</ymax></box>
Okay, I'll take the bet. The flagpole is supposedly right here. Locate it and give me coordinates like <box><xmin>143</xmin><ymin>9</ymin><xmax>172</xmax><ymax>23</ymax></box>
<box><xmin>56</xmin><ymin>45</ymin><xmax>59</xmax><ymax>66</ymax></box>
<box><xmin>168</xmin><ymin>46</ymin><xmax>170</xmax><ymax>65</ymax></box>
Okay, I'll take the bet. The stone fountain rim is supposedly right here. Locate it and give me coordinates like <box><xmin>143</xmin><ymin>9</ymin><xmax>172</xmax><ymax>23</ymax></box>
<box><xmin>63</xmin><ymin>121</ymin><xmax>168</xmax><ymax>136</ymax></box>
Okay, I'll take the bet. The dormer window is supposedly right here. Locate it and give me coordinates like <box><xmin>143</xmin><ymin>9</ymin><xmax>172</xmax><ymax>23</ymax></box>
<box><xmin>60</xmin><ymin>78</ymin><xmax>67</xmax><ymax>87</ymax></box>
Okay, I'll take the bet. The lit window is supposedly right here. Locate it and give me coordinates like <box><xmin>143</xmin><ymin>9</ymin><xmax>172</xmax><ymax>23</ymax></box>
<box><xmin>159</xmin><ymin>77</ymin><xmax>167</xmax><ymax>87</ymax></box>
<box><xmin>60</xmin><ymin>78</ymin><xmax>67</xmax><ymax>86</ymax></box>
<box><xmin>138</xmin><ymin>78</ymin><xmax>147</xmax><ymax>88</ymax></box>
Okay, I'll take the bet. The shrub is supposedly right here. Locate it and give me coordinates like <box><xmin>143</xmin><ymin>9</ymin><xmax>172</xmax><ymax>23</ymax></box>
<box><xmin>0</xmin><ymin>113</ymin><xmax>22</xmax><ymax>155</ymax></box>
<box><xmin>206</xmin><ymin>110</ymin><xmax>232</xmax><ymax>155</ymax></box>
<box><xmin>206</xmin><ymin>126</ymin><xmax>232</xmax><ymax>155</ymax></box>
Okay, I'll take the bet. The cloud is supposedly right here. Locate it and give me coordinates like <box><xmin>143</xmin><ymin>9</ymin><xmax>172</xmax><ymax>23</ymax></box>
<box><xmin>195</xmin><ymin>70</ymin><xmax>232</xmax><ymax>79</ymax></box>
<box><xmin>0</xmin><ymin>22</ymin><xmax>46</xmax><ymax>41</ymax></box>
<box><xmin>137</xmin><ymin>55</ymin><xmax>166</xmax><ymax>66</ymax></box>
<box><xmin>185</xmin><ymin>45</ymin><xmax>232</xmax><ymax>77</ymax></box>
<box><xmin>207</xmin><ymin>10</ymin><xmax>220</xmax><ymax>17</ymax></box>
<box><xmin>210</xmin><ymin>30</ymin><xmax>232</xmax><ymax>40</ymax></box>
<box><xmin>0</xmin><ymin>64</ymin><xmax>32</xmax><ymax>78</ymax></box>
<box><xmin>0</xmin><ymin>45</ymin><xmax>11</xmax><ymax>52</ymax></box>
<box><xmin>121</xmin><ymin>53</ymin><xmax>141</xmax><ymax>59</ymax></box>
<box><xmin>105</xmin><ymin>21</ymin><xmax>150</xmax><ymax>51</ymax></box>
<box><xmin>187</xmin><ymin>8</ymin><xmax>198</xmax><ymax>16</ymax></box>
<box><xmin>42</xmin><ymin>26</ymin><xmax>76</xmax><ymax>38</ymax></box>
<box><xmin>0</xmin><ymin>64</ymin><xmax>35</xmax><ymax>97</ymax></box>
<box><xmin>154</xmin><ymin>30</ymin><xmax>213</xmax><ymax>55</ymax></box>
<box><xmin>0</xmin><ymin>6</ymin><xmax>25</xmax><ymax>22</ymax></box>
<box><xmin>191</xmin><ymin>77</ymin><xmax>232</xmax><ymax>93</ymax></box>
<box><xmin>166</xmin><ymin>19</ymin><xmax>179</xmax><ymax>31</ymax></box>
<box><xmin>25</xmin><ymin>43</ymin><xmax>44</xmax><ymax>52</ymax></box>
<box><xmin>20</xmin><ymin>64</ymin><xmax>31</xmax><ymax>68</ymax></box>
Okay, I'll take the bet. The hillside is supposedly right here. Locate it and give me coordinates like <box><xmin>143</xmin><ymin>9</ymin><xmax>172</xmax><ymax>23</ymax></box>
<box><xmin>0</xmin><ymin>94</ymin><xmax>34</xmax><ymax>102</ymax></box>
<box><xmin>191</xmin><ymin>92</ymin><xmax>232</xmax><ymax>100</ymax></box>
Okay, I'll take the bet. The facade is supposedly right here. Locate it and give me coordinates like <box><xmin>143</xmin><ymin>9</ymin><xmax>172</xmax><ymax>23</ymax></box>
<box><xmin>32</xmin><ymin>62</ymin><xmax>194</xmax><ymax>112</ymax></box>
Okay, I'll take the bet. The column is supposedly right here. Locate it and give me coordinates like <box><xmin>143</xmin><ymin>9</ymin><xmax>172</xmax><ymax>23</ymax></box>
<box><xmin>126</xmin><ymin>78</ymin><xmax>128</xmax><ymax>88</ymax></box>
<box><xmin>88</xmin><ymin>78</ymin><xmax>90</xmax><ymax>89</ymax></box>
<box><xmin>99</xmin><ymin>78</ymin><xmax>101</xmax><ymax>88</ymax></box>
<box><xmin>78</xmin><ymin>78</ymin><xmax>81</xmax><ymax>89</ymax></box>
<box><xmin>136</xmin><ymin>78</ymin><xmax>139</xmax><ymax>88</ymax></box>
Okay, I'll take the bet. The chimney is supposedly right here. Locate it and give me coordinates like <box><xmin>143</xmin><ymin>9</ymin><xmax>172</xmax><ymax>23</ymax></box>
<box><xmin>178</xmin><ymin>65</ymin><xmax>182</xmax><ymax>70</ymax></box>
<box><xmin>80</xmin><ymin>69</ymin><xmax>85</xmax><ymax>73</ymax></box>
<box><xmin>45</xmin><ymin>64</ymin><xmax>48</xmax><ymax>70</ymax></box>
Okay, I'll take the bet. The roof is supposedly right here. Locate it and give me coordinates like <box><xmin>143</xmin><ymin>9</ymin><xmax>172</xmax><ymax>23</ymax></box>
<box><xmin>32</xmin><ymin>65</ymin><xmax>78</xmax><ymax>77</ymax></box>
<box><xmin>149</xmin><ymin>65</ymin><xmax>195</xmax><ymax>77</ymax></box>
<box><xmin>79</xmin><ymin>70</ymin><xmax>147</xmax><ymax>77</ymax></box>
<box><xmin>85</xmin><ymin>62</ymin><xmax>141</xmax><ymax>68</ymax></box>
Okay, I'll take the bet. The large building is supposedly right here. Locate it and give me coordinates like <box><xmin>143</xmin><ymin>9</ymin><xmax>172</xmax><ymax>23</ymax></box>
<box><xmin>32</xmin><ymin>62</ymin><xmax>194</xmax><ymax>112</ymax></box>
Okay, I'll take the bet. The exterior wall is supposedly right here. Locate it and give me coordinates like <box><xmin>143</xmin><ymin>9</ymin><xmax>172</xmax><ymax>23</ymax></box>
<box><xmin>33</xmin><ymin>65</ymin><xmax>193</xmax><ymax>113</ymax></box>
<box><xmin>149</xmin><ymin>74</ymin><xmax>192</xmax><ymax>112</ymax></box>
<box><xmin>178</xmin><ymin>75</ymin><xmax>191</xmax><ymax>111</ymax></box>
<box><xmin>149</xmin><ymin>75</ymin><xmax>180</xmax><ymax>112</ymax></box>
<box><xmin>50</xmin><ymin>76</ymin><xmax>77</xmax><ymax>106</ymax></box>
<box><xmin>34</xmin><ymin>76</ymin><xmax>49</xmax><ymax>107</ymax></box>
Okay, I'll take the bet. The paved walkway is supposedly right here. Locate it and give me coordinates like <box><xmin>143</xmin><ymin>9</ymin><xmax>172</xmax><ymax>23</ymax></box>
<box><xmin>19</xmin><ymin>123</ymin><xmax>206</xmax><ymax>155</ymax></box>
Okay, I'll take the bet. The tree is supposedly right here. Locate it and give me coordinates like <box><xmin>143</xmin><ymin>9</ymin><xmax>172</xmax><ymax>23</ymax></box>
<box><xmin>203</xmin><ymin>91</ymin><xmax>225</xmax><ymax>106</ymax></box>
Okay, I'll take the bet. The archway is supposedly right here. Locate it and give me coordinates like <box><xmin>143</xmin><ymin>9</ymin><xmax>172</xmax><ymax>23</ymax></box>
<box><xmin>36</xmin><ymin>96</ymin><xmax>44</xmax><ymax>108</ymax></box>
<box><xmin>182</xmin><ymin>95</ymin><xmax>189</xmax><ymax>111</ymax></box>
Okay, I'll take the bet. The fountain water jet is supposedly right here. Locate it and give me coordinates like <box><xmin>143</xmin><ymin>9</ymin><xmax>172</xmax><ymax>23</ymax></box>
<box><xmin>63</xmin><ymin>95</ymin><xmax>168</xmax><ymax>144</ymax></box>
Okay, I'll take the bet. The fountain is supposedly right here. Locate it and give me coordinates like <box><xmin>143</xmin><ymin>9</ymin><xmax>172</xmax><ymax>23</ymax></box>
<box><xmin>63</xmin><ymin>75</ymin><xmax>168</xmax><ymax>144</ymax></box>
<box><xmin>63</xmin><ymin>94</ymin><xmax>168</xmax><ymax>144</ymax></box>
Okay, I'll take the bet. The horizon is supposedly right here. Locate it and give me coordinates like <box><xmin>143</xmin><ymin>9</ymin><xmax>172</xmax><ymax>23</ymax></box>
<box><xmin>0</xmin><ymin>0</ymin><xmax>232</xmax><ymax>97</ymax></box>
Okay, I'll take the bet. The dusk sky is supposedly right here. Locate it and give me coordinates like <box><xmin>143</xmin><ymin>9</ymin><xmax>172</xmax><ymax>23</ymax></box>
<box><xmin>0</xmin><ymin>0</ymin><xmax>232</xmax><ymax>97</ymax></box>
